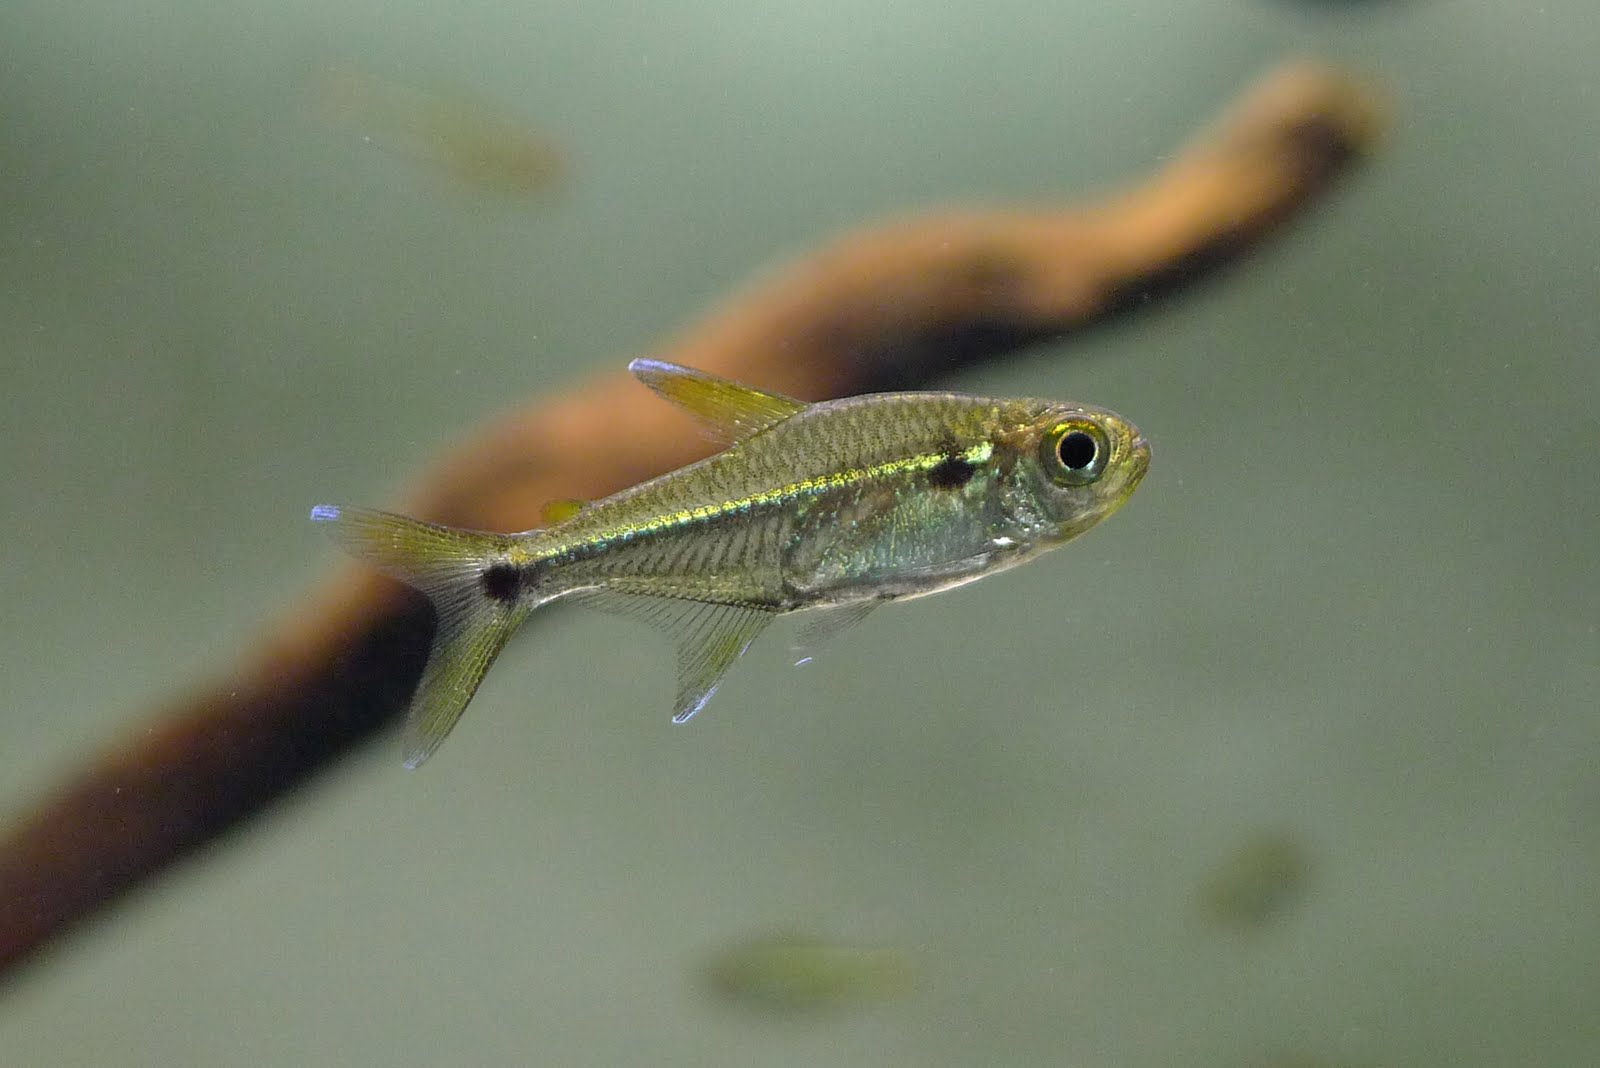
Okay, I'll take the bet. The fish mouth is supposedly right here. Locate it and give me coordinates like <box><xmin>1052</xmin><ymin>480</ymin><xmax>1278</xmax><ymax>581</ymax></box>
<box><xmin>1075</xmin><ymin>431</ymin><xmax>1148</xmax><ymax>533</ymax></box>
<box><xmin>1124</xmin><ymin>433</ymin><xmax>1152</xmax><ymax>490</ymax></box>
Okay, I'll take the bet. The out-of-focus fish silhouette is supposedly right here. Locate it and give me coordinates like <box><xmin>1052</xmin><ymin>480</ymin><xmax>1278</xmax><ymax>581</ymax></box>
<box><xmin>702</xmin><ymin>934</ymin><xmax>913</xmax><ymax>1011</ymax></box>
<box><xmin>1197</xmin><ymin>830</ymin><xmax>1312</xmax><ymax>927</ymax></box>
<box><xmin>315</xmin><ymin>66</ymin><xmax>565</xmax><ymax>197</ymax></box>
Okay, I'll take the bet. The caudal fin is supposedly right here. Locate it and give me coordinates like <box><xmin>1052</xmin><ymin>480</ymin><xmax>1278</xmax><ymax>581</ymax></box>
<box><xmin>310</xmin><ymin>504</ymin><xmax>534</xmax><ymax>767</ymax></box>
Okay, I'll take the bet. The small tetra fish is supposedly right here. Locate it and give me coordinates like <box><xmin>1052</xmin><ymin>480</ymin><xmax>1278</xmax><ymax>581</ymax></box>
<box><xmin>1198</xmin><ymin>830</ymin><xmax>1312</xmax><ymax>927</ymax></box>
<box><xmin>312</xmin><ymin>360</ymin><xmax>1150</xmax><ymax>766</ymax></box>
<box><xmin>703</xmin><ymin>934</ymin><xmax>912</xmax><ymax>1011</ymax></box>
<box><xmin>317</xmin><ymin>66</ymin><xmax>564</xmax><ymax>197</ymax></box>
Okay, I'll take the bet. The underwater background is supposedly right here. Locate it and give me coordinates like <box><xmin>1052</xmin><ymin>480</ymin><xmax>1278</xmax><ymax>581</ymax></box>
<box><xmin>2</xmin><ymin>1</ymin><xmax>1596</xmax><ymax>1065</ymax></box>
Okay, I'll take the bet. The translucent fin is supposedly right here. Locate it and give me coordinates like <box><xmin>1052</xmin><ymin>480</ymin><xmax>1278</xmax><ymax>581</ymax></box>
<box><xmin>668</xmin><ymin>603</ymin><xmax>771</xmax><ymax>723</ymax></box>
<box><xmin>540</xmin><ymin>497</ymin><xmax>588</xmax><ymax>525</ymax></box>
<box><xmin>570</xmin><ymin>590</ymin><xmax>773</xmax><ymax>723</ymax></box>
<box><xmin>793</xmin><ymin>599</ymin><xmax>879</xmax><ymax>660</ymax></box>
<box><xmin>399</xmin><ymin>592</ymin><xmax>530</xmax><ymax>767</ymax></box>
<box><xmin>310</xmin><ymin>504</ymin><xmax>509</xmax><ymax>595</ymax></box>
<box><xmin>310</xmin><ymin>504</ymin><xmax>534</xmax><ymax>767</ymax></box>
<box><xmin>628</xmin><ymin>358</ymin><xmax>808</xmax><ymax>444</ymax></box>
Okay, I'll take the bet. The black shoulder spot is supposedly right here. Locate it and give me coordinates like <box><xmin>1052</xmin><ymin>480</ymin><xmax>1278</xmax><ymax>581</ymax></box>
<box><xmin>927</xmin><ymin>453</ymin><xmax>976</xmax><ymax>489</ymax></box>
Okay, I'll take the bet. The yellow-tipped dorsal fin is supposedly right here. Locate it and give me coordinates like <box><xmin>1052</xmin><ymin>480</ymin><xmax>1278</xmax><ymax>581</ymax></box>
<box><xmin>629</xmin><ymin>358</ymin><xmax>808</xmax><ymax>444</ymax></box>
<box><xmin>539</xmin><ymin>497</ymin><xmax>588</xmax><ymax>525</ymax></box>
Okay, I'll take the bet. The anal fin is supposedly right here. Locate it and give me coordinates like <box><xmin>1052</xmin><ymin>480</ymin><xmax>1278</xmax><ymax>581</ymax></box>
<box><xmin>569</xmin><ymin>591</ymin><xmax>773</xmax><ymax>723</ymax></box>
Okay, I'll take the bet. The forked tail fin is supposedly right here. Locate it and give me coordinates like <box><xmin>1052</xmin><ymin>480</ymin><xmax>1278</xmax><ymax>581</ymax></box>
<box><xmin>310</xmin><ymin>504</ymin><xmax>536</xmax><ymax>767</ymax></box>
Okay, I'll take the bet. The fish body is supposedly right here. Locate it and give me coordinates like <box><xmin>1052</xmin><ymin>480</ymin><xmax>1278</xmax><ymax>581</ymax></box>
<box><xmin>313</xmin><ymin>360</ymin><xmax>1149</xmax><ymax>766</ymax></box>
<box><xmin>318</xmin><ymin>67</ymin><xmax>564</xmax><ymax>197</ymax></box>
<box><xmin>704</xmin><ymin>934</ymin><xmax>912</xmax><ymax>1011</ymax></box>
<box><xmin>1198</xmin><ymin>831</ymin><xmax>1312</xmax><ymax>927</ymax></box>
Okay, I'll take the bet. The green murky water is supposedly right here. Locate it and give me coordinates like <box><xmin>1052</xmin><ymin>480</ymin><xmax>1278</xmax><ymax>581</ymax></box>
<box><xmin>2</xmin><ymin>2</ymin><xmax>1596</xmax><ymax>1064</ymax></box>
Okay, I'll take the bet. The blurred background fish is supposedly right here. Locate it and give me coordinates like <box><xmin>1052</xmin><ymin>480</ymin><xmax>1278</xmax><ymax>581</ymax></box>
<box><xmin>702</xmin><ymin>934</ymin><xmax>913</xmax><ymax>1012</ymax></box>
<box><xmin>315</xmin><ymin>65</ymin><xmax>565</xmax><ymax>197</ymax></box>
<box><xmin>1197</xmin><ymin>830</ymin><xmax>1312</xmax><ymax>928</ymax></box>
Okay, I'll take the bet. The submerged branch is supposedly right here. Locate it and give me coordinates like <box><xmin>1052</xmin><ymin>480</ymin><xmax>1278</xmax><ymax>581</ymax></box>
<box><xmin>0</xmin><ymin>61</ymin><xmax>1385</xmax><ymax>982</ymax></box>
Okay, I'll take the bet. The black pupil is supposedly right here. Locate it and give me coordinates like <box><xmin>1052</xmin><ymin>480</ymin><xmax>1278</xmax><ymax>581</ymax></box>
<box><xmin>1058</xmin><ymin>430</ymin><xmax>1098</xmax><ymax>471</ymax></box>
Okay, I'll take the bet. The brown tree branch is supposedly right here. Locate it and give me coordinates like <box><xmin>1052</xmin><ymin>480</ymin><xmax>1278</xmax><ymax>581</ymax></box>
<box><xmin>0</xmin><ymin>61</ymin><xmax>1386</xmax><ymax>983</ymax></box>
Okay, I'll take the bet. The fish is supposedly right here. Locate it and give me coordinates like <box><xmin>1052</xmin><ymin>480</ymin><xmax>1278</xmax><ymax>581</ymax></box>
<box><xmin>311</xmin><ymin>359</ymin><xmax>1150</xmax><ymax>766</ymax></box>
<box><xmin>702</xmin><ymin>934</ymin><xmax>912</xmax><ymax>1011</ymax></box>
<box><xmin>316</xmin><ymin>66</ymin><xmax>564</xmax><ymax>197</ymax></box>
<box><xmin>1197</xmin><ymin>830</ymin><xmax>1312</xmax><ymax>927</ymax></box>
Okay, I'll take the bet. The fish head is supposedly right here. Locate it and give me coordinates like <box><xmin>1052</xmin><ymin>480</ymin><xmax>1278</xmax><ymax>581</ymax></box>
<box><xmin>1003</xmin><ymin>400</ymin><xmax>1150</xmax><ymax>544</ymax></box>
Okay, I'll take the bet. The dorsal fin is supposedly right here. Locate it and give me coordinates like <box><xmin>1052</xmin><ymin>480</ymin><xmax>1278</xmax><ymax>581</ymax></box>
<box><xmin>539</xmin><ymin>497</ymin><xmax>587</xmax><ymax>525</ymax></box>
<box><xmin>629</xmin><ymin>358</ymin><xmax>807</xmax><ymax>444</ymax></box>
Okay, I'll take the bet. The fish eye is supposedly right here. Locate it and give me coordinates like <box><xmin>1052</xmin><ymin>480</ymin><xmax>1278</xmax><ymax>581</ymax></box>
<box><xmin>1043</xmin><ymin>421</ymin><xmax>1109</xmax><ymax>486</ymax></box>
<box><xmin>1058</xmin><ymin>430</ymin><xmax>1097</xmax><ymax>471</ymax></box>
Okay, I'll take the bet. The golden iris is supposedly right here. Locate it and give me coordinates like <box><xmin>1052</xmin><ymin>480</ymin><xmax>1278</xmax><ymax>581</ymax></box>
<box><xmin>1042</xmin><ymin>420</ymin><xmax>1108</xmax><ymax>486</ymax></box>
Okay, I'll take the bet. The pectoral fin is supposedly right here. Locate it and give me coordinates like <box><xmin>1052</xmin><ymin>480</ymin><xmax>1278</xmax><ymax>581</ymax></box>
<box><xmin>570</xmin><ymin>590</ymin><xmax>773</xmax><ymax>722</ymax></box>
<box><xmin>629</xmin><ymin>358</ymin><xmax>807</xmax><ymax>443</ymax></box>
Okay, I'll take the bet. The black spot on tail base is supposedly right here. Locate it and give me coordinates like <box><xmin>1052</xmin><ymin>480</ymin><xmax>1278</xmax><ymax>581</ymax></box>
<box><xmin>927</xmin><ymin>453</ymin><xmax>977</xmax><ymax>489</ymax></box>
<box><xmin>481</xmin><ymin>563</ymin><xmax>522</xmax><ymax>603</ymax></box>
